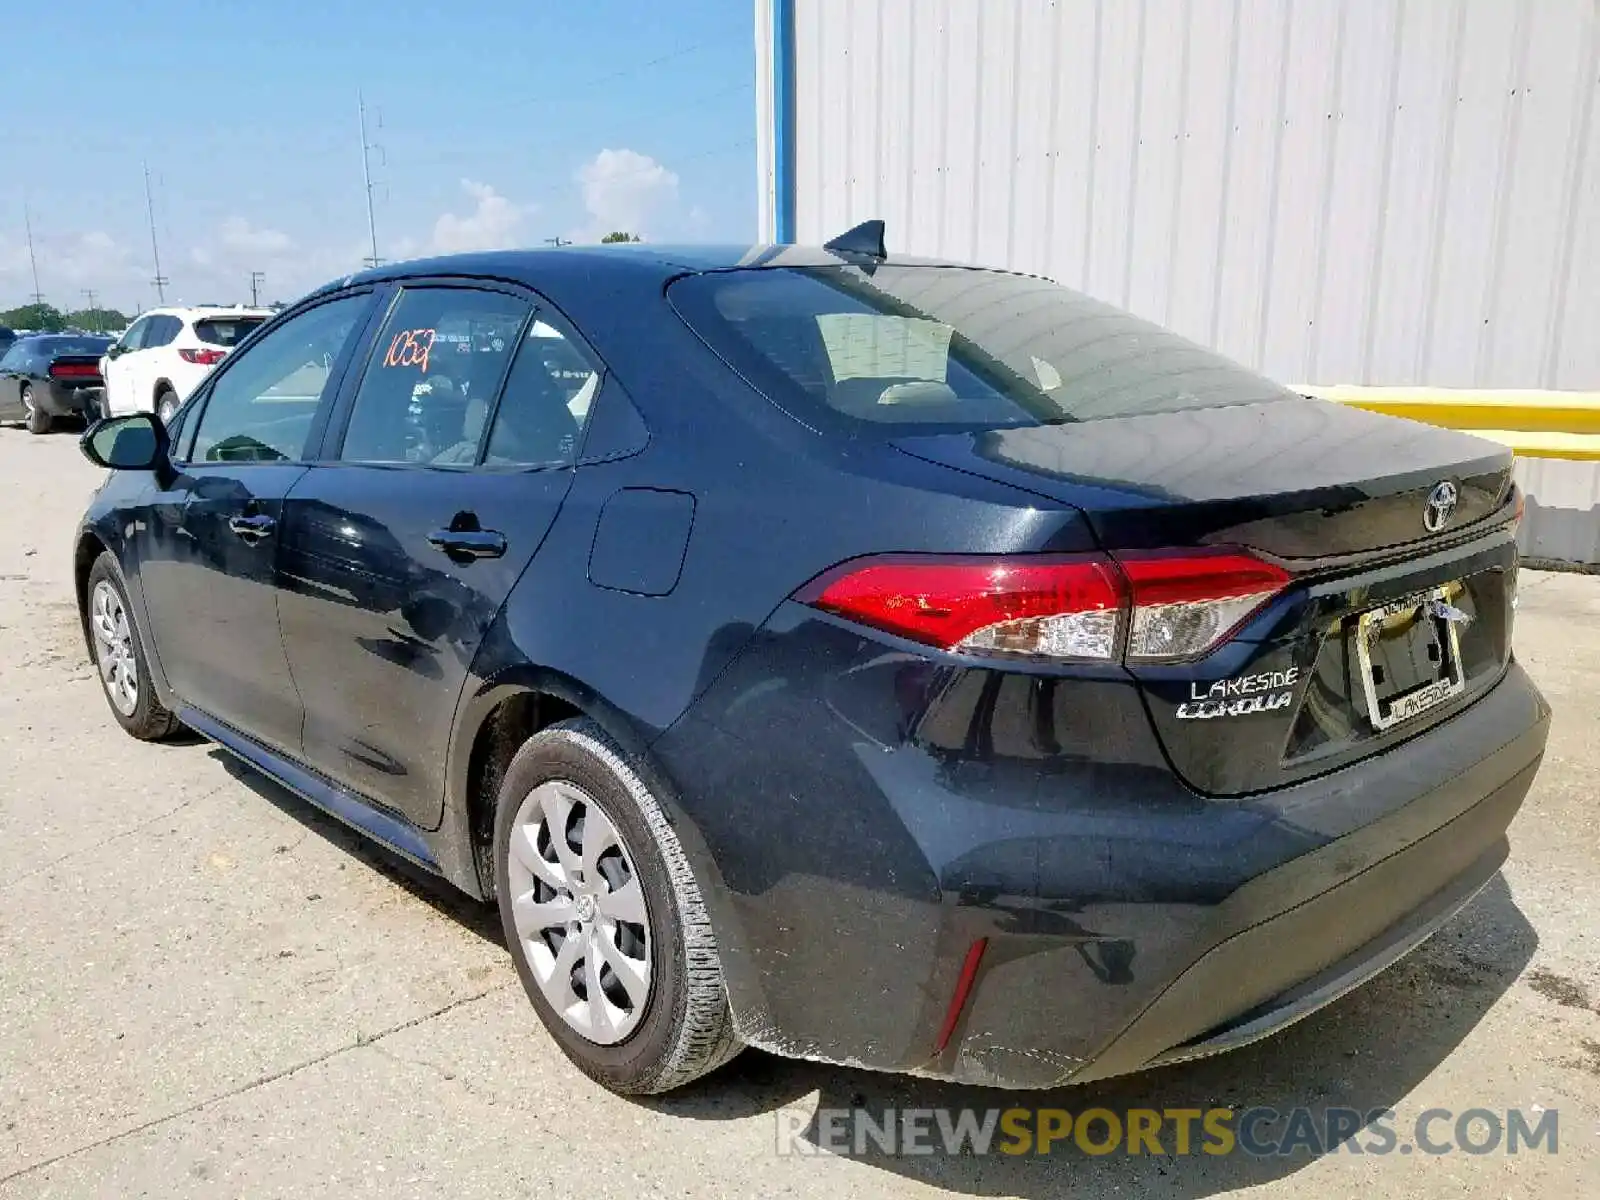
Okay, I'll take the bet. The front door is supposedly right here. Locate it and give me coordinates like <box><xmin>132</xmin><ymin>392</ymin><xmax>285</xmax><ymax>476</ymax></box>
<box><xmin>102</xmin><ymin>315</ymin><xmax>151</xmax><ymax>415</ymax></box>
<box><xmin>277</xmin><ymin>283</ymin><xmax>599</xmax><ymax>827</ymax></box>
<box><xmin>135</xmin><ymin>292</ymin><xmax>375</xmax><ymax>754</ymax></box>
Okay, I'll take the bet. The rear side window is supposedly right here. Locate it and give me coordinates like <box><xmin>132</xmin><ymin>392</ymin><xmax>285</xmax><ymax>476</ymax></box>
<box><xmin>482</xmin><ymin>319</ymin><xmax>599</xmax><ymax>467</ymax></box>
<box><xmin>337</xmin><ymin>287</ymin><xmax>531</xmax><ymax>466</ymax></box>
<box><xmin>194</xmin><ymin>317</ymin><xmax>267</xmax><ymax>347</ymax></box>
<box><xmin>669</xmin><ymin>267</ymin><xmax>1290</xmax><ymax>433</ymax></box>
<box><xmin>143</xmin><ymin>315</ymin><xmax>181</xmax><ymax>348</ymax></box>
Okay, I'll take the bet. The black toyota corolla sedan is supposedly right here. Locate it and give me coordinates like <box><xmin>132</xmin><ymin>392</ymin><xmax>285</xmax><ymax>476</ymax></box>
<box><xmin>74</xmin><ymin>225</ymin><xmax>1548</xmax><ymax>1095</ymax></box>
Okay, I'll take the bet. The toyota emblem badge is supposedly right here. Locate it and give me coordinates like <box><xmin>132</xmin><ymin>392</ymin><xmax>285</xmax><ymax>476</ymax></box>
<box><xmin>1423</xmin><ymin>480</ymin><xmax>1458</xmax><ymax>533</ymax></box>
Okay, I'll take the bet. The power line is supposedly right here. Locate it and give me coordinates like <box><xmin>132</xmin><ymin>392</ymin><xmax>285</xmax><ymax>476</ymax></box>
<box><xmin>144</xmin><ymin>162</ymin><xmax>169</xmax><ymax>302</ymax></box>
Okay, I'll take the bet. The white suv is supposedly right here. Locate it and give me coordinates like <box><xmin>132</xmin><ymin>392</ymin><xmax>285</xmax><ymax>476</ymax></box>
<box><xmin>100</xmin><ymin>305</ymin><xmax>274</xmax><ymax>421</ymax></box>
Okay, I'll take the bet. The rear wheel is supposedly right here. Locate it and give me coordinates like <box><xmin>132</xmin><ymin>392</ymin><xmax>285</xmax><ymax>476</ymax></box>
<box><xmin>494</xmin><ymin>718</ymin><xmax>742</xmax><ymax>1094</ymax></box>
<box><xmin>21</xmin><ymin>385</ymin><xmax>50</xmax><ymax>434</ymax></box>
<box><xmin>85</xmin><ymin>553</ymin><xmax>181</xmax><ymax>741</ymax></box>
<box><xmin>156</xmin><ymin>388</ymin><xmax>179</xmax><ymax>424</ymax></box>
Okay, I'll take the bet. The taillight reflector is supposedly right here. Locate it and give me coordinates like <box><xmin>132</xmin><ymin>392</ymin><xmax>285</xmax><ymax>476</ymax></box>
<box><xmin>179</xmin><ymin>347</ymin><xmax>227</xmax><ymax>365</ymax></box>
<box><xmin>800</xmin><ymin>548</ymin><xmax>1291</xmax><ymax>665</ymax></box>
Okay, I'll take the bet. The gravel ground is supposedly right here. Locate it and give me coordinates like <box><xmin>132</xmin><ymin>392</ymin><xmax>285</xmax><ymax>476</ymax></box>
<box><xmin>0</xmin><ymin>424</ymin><xmax>1596</xmax><ymax>1199</ymax></box>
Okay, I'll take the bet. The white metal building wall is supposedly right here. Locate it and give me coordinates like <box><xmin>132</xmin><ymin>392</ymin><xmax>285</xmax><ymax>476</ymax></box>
<box><xmin>758</xmin><ymin>0</ymin><xmax>1600</xmax><ymax>391</ymax></box>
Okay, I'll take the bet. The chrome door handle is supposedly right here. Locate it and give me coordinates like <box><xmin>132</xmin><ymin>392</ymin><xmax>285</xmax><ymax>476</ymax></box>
<box><xmin>427</xmin><ymin>529</ymin><xmax>507</xmax><ymax>560</ymax></box>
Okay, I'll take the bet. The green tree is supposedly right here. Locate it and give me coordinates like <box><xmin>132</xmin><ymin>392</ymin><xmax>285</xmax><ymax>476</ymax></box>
<box><xmin>0</xmin><ymin>302</ymin><xmax>66</xmax><ymax>332</ymax></box>
<box><xmin>600</xmin><ymin>231</ymin><xmax>642</xmax><ymax>244</ymax></box>
<box><xmin>63</xmin><ymin>308</ymin><xmax>130</xmax><ymax>333</ymax></box>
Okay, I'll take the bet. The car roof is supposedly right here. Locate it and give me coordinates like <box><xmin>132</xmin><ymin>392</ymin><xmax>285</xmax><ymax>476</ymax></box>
<box><xmin>137</xmin><ymin>305</ymin><xmax>276</xmax><ymax>319</ymax></box>
<box><xmin>320</xmin><ymin>243</ymin><xmax>968</xmax><ymax>297</ymax></box>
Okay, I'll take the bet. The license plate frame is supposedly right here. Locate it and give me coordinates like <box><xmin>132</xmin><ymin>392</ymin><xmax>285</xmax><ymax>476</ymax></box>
<box><xmin>1355</xmin><ymin>586</ymin><xmax>1467</xmax><ymax>732</ymax></box>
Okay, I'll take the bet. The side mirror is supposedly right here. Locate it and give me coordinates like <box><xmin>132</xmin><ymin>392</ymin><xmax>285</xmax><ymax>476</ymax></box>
<box><xmin>80</xmin><ymin>413</ymin><xmax>168</xmax><ymax>471</ymax></box>
<box><xmin>104</xmin><ymin>343</ymin><xmax>124</xmax><ymax>360</ymax></box>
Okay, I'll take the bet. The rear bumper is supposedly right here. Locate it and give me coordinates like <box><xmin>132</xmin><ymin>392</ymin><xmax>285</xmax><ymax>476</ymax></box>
<box><xmin>38</xmin><ymin>382</ymin><xmax>99</xmax><ymax>417</ymax></box>
<box><xmin>656</xmin><ymin>606</ymin><xmax>1549</xmax><ymax>1087</ymax></box>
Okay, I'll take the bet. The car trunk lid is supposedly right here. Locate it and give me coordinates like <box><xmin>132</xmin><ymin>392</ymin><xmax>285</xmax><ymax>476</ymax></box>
<box><xmin>892</xmin><ymin>399</ymin><xmax>1520</xmax><ymax>795</ymax></box>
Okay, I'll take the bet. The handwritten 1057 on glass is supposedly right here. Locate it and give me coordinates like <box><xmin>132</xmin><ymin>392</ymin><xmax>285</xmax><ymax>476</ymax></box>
<box><xmin>384</xmin><ymin>328</ymin><xmax>436</xmax><ymax>373</ymax></box>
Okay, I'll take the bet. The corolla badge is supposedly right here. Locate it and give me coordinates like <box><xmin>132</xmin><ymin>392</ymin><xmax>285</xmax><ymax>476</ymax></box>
<box><xmin>1176</xmin><ymin>667</ymin><xmax>1300</xmax><ymax>719</ymax></box>
<box><xmin>1423</xmin><ymin>480</ymin><xmax>1458</xmax><ymax>533</ymax></box>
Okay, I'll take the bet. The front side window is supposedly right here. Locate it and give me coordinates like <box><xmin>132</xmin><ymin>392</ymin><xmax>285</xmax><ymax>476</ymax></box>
<box><xmin>0</xmin><ymin>345</ymin><xmax>24</xmax><ymax>371</ymax></box>
<box><xmin>187</xmin><ymin>294</ymin><xmax>368</xmax><ymax>463</ymax></box>
<box><xmin>669</xmin><ymin>267</ymin><xmax>1291</xmax><ymax>434</ymax></box>
<box><xmin>120</xmin><ymin>317</ymin><xmax>151</xmax><ymax>352</ymax></box>
<box><xmin>338</xmin><ymin>287</ymin><xmax>531</xmax><ymax>465</ymax></box>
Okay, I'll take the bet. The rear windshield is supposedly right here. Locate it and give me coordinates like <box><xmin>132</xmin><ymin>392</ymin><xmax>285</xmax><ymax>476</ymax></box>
<box><xmin>194</xmin><ymin>316</ymin><xmax>267</xmax><ymax>347</ymax></box>
<box><xmin>33</xmin><ymin>336</ymin><xmax>110</xmax><ymax>356</ymax></box>
<box><xmin>669</xmin><ymin>266</ymin><xmax>1290</xmax><ymax>434</ymax></box>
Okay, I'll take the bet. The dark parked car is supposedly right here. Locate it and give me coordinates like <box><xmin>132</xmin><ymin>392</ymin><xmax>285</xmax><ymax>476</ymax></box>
<box><xmin>73</xmin><ymin>226</ymin><xmax>1548</xmax><ymax>1096</ymax></box>
<box><xmin>1</xmin><ymin>333</ymin><xmax>112</xmax><ymax>433</ymax></box>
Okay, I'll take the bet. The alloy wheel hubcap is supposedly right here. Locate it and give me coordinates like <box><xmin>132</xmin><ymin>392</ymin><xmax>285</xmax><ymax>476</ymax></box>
<box><xmin>21</xmin><ymin>389</ymin><xmax>34</xmax><ymax>417</ymax></box>
<box><xmin>90</xmin><ymin>580</ymin><xmax>139</xmax><ymax>716</ymax></box>
<box><xmin>506</xmin><ymin>780</ymin><xmax>652</xmax><ymax>1045</ymax></box>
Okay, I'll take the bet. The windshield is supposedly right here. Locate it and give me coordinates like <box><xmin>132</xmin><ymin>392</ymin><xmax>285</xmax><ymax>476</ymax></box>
<box><xmin>669</xmin><ymin>266</ymin><xmax>1291</xmax><ymax>434</ymax></box>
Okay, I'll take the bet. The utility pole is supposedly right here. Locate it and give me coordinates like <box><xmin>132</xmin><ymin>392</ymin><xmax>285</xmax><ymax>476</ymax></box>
<box><xmin>358</xmin><ymin>93</ymin><xmax>383</xmax><ymax>269</ymax></box>
<box><xmin>81</xmin><ymin>290</ymin><xmax>99</xmax><ymax>331</ymax></box>
<box><xmin>544</xmin><ymin>236</ymin><xmax>572</xmax><ymax>247</ymax></box>
<box><xmin>144</xmin><ymin>162</ymin><xmax>169</xmax><ymax>302</ymax></box>
<box><xmin>23</xmin><ymin>202</ymin><xmax>44</xmax><ymax>305</ymax></box>
<box><xmin>250</xmin><ymin>271</ymin><xmax>265</xmax><ymax>306</ymax></box>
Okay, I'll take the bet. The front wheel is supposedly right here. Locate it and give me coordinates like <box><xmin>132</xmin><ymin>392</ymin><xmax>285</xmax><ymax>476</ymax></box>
<box><xmin>21</xmin><ymin>385</ymin><xmax>50</xmax><ymax>434</ymax></box>
<box><xmin>494</xmin><ymin>718</ymin><xmax>742</xmax><ymax>1094</ymax></box>
<box><xmin>85</xmin><ymin>553</ymin><xmax>181</xmax><ymax>740</ymax></box>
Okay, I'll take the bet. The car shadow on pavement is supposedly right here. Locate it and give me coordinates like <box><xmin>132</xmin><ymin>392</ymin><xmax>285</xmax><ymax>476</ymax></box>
<box><xmin>206</xmin><ymin>748</ymin><xmax>505</xmax><ymax>948</ymax></box>
<box><xmin>644</xmin><ymin>874</ymin><xmax>1536</xmax><ymax>1196</ymax></box>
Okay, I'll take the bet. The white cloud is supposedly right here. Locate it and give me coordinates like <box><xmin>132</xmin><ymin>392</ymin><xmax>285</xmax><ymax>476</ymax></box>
<box><xmin>431</xmin><ymin>180</ymin><xmax>531</xmax><ymax>253</ymax></box>
<box><xmin>218</xmin><ymin>216</ymin><xmax>294</xmax><ymax>256</ymax></box>
<box><xmin>576</xmin><ymin>149</ymin><xmax>679</xmax><ymax>240</ymax></box>
<box><xmin>0</xmin><ymin>230</ymin><xmax>146</xmax><ymax>301</ymax></box>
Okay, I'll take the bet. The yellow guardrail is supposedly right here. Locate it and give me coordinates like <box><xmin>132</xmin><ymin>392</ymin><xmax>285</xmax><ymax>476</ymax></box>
<box><xmin>1297</xmin><ymin>386</ymin><xmax>1600</xmax><ymax>462</ymax></box>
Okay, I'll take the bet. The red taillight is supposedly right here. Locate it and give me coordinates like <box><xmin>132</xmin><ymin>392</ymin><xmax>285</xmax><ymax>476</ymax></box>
<box><xmin>803</xmin><ymin>554</ymin><xmax>1126</xmax><ymax>661</ymax></box>
<box><xmin>179</xmin><ymin>347</ymin><xmax>226</xmax><ymax>365</ymax></box>
<box><xmin>1117</xmin><ymin>549</ymin><xmax>1292</xmax><ymax>662</ymax></box>
<box><xmin>799</xmin><ymin>548</ymin><xmax>1290</xmax><ymax>664</ymax></box>
<box><xmin>48</xmin><ymin>362</ymin><xmax>99</xmax><ymax>379</ymax></box>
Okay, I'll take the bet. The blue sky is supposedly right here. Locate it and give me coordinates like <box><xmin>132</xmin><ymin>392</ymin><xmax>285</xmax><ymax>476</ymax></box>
<box><xmin>2</xmin><ymin>0</ymin><xmax>757</xmax><ymax>313</ymax></box>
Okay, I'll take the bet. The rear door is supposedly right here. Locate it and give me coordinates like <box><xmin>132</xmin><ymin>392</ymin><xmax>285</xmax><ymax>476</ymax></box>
<box><xmin>134</xmin><ymin>291</ymin><xmax>376</xmax><ymax>754</ymax></box>
<box><xmin>276</xmin><ymin>281</ymin><xmax>598</xmax><ymax>827</ymax></box>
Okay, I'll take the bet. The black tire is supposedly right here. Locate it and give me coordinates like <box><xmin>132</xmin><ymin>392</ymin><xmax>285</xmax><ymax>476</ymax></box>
<box><xmin>493</xmin><ymin>718</ymin><xmax>742</xmax><ymax>1094</ymax></box>
<box><xmin>84</xmin><ymin>552</ymin><xmax>182</xmax><ymax>741</ymax></box>
<box><xmin>156</xmin><ymin>388</ymin><xmax>179</xmax><ymax>424</ymax></box>
<box><xmin>22</xmin><ymin>385</ymin><xmax>50</xmax><ymax>434</ymax></box>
